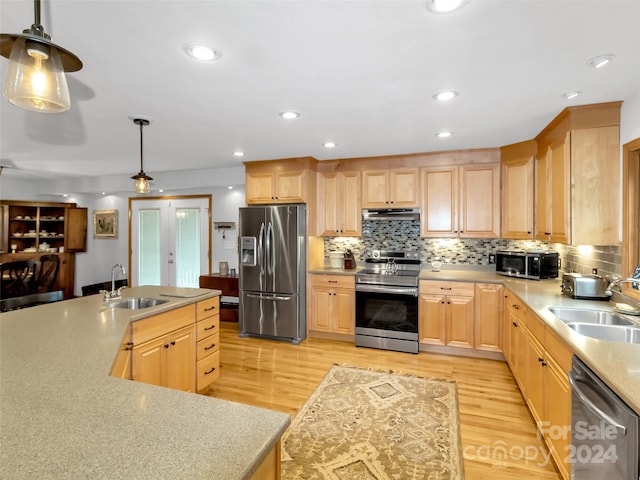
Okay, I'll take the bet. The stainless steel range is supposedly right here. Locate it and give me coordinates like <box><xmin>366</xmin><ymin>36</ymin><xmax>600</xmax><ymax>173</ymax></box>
<box><xmin>355</xmin><ymin>250</ymin><xmax>421</xmax><ymax>354</ymax></box>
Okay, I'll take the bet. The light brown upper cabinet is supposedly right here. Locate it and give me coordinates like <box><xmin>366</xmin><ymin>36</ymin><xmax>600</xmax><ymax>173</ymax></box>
<box><xmin>361</xmin><ymin>168</ymin><xmax>419</xmax><ymax>208</ymax></box>
<box><xmin>501</xmin><ymin>141</ymin><xmax>535</xmax><ymax>239</ymax></box>
<box><xmin>535</xmin><ymin>102</ymin><xmax>621</xmax><ymax>245</ymax></box>
<box><xmin>317</xmin><ymin>171</ymin><xmax>361</xmax><ymax>236</ymax></box>
<box><xmin>420</xmin><ymin>164</ymin><xmax>500</xmax><ymax>238</ymax></box>
<box><xmin>244</xmin><ymin>157</ymin><xmax>317</xmax><ymax>205</ymax></box>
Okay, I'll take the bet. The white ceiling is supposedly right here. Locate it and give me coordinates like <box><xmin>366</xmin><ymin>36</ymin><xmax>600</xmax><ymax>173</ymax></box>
<box><xmin>1</xmin><ymin>0</ymin><xmax>639</xmax><ymax>191</ymax></box>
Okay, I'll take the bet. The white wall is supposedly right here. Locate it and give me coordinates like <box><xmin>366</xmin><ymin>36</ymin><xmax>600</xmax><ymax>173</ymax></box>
<box><xmin>621</xmin><ymin>88</ymin><xmax>640</xmax><ymax>144</ymax></box>
<box><xmin>72</xmin><ymin>186</ymin><xmax>245</xmax><ymax>296</ymax></box>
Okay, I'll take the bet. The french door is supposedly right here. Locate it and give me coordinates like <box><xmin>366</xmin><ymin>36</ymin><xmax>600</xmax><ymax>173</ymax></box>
<box><xmin>130</xmin><ymin>197</ymin><xmax>210</xmax><ymax>287</ymax></box>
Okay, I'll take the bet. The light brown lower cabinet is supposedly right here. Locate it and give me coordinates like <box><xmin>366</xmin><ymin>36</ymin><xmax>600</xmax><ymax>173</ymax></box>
<box><xmin>474</xmin><ymin>283</ymin><xmax>503</xmax><ymax>352</ymax></box>
<box><xmin>309</xmin><ymin>274</ymin><xmax>355</xmax><ymax>336</ymax></box>
<box><xmin>503</xmin><ymin>288</ymin><xmax>571</xmax><ymax>480</ymax></box>
<box><xmin>419</xmin><ymin>281</ymin><xmax>474</xmax><ymax>348</ymax></box>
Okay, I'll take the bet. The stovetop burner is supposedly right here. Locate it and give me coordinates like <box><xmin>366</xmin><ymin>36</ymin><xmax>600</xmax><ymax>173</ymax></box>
<box><xmin>357</xmin><ymin>250</ymin><xmax>421</xmax><ymax>287</ymax></box>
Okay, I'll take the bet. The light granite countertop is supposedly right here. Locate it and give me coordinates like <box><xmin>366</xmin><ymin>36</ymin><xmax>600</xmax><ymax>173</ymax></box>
<box><xmin>0</xmin><ymin>286</ymin><xmax>290</xmax><ymax>480</ymax></box>
<box><xmin>310</xmin><ymin>266</ymin><xmax>640</xmax><ymax>413</ymax></box>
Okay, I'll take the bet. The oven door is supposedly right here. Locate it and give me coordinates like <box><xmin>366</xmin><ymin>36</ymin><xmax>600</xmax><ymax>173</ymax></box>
<box><xmin>355</xmin><ymin>284</ymin><xmax>418</xmax><ymax>338</ymax></box>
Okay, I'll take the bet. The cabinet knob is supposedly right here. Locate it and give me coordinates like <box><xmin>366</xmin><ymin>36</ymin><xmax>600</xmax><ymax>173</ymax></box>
<box><xmin>164</xmin><ymin>344</ymin><xmax>170</xmax><ymax>349</ymax></box>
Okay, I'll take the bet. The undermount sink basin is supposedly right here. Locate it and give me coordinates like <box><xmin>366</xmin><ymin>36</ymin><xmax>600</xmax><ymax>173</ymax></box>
<box><xmin>566</xmin><ymin>322</ymin><xmax>640</xmax><ymax>345</ymax></box>
<box><xmin>111</xmin><ymin>297</ymin><xmax>169</xmax><ymax>310</ymax></box>
<box><xmin>547</xmin><ymin>307</ymin><xmax>636</xmax><ymax>326</ymax></box>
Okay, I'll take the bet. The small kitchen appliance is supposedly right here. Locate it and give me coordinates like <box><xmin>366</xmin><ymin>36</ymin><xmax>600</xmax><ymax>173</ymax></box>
<box><xmin>355</xmin><ymin>250</ymin><xmax>421</xmax><ymax>354</ymax></box>
<box><xmin>496</xmin><ymin>250</ymin><xmax>559</xmax><ymax>280</ymax></box>
<box><xmin>561</xmin><ymin>273</ymin><xmax>610</xmax><ymax>300</ymax></box>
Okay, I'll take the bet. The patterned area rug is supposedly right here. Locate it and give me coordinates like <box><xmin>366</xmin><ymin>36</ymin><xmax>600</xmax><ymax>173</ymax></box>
<box><xmin>281</xmin><ymin>365</ymin><xmax>464</xmax><ymax>479</ymax></box>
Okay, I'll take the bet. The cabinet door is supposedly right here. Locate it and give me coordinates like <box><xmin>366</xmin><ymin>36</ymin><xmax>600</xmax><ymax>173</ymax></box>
<box><xmin>524</xmin><ymin>331</ymin><xmax>545</xmax><ymax>426</ymax></box>
<box><xmin>65</xmin><ymin>207</ymin><xmax>87</xmax><ymax>252</ymax></box>
<box><xmin>310</xmin><ymin>287</ymin><xmax>333</xmax><ymax>332</ymax></box>
<box><xmin>164</xmin><ymin>325</ymin><xmax>196</xmax><ymax>393</ymax></box>
<box><xmin>246</xmin><ymin>172</ymin><xmax>275</xmax><ymax>204</ymax></box>
<box><xmin>474</xmin><ymin>283</ymin><xmax>503</xmax><ymax>352</ymax></box>
<box><xmin>544</xmin><ymin>356</ymin><xmax>571</xmax><ymax>480</ymax></box>
<box><xmin>534</xmin><ymin>149</ymin><xmax>550</xmax><ymax>240</ymax></box>
<box><xmin>362</xmin><ymin>170</ymin><xmax>388</xmax><ymax>208</ymax></box>
<box><xmin>275</xmin><ymin>171</ymin><xmax>306</xmax><ymax>203</ymax></box>
<box><xmin>446</xmin><ymin>295</ymin><xmax>474</xmax><ymax>349</ymax></box>
<box><xmin>389</xmin><ymin>169</ymin><xmax>419</xmax><ymax>207</ymax></box>
<box><xmin>420</xmin><ymin>166</ymin><xmax>457</xmax><ymax>237</ymax></box>
<box><xmin>502</xmin><ymin>156</ymin><xmax>534</xmax><ymax>239</ymax></box>
<box><xmin>418</xmin><ymin>293</ymin><xmax>446</xmax><ymax>345</ymax></box>
<box><xmin>132</xmin><ymin>337</ymin><xmax>164</xmax><ymax>386</ymax></box>
<box><xmin>549</xmin><ymin>134</ymin><xmax>570</xmax><ymax>244</ymax></box>
<box><xmin>340</xmin><ymin>172</ymin><xmax>361</xmax><ymax>236</ymax></box>
<box><xmin>334</xmin><ymin>289</ymin><xmax>355</xmax><ymax>334</ymax></box>
<box><xmin>317</xmin><ymin>173</ymin><xmax>339</xmax><ymax>236</ymax></box>
<box><xmin>459</xmin><ymin>164</ymin><xmax>500</xmax><ymax>238</ymax></box>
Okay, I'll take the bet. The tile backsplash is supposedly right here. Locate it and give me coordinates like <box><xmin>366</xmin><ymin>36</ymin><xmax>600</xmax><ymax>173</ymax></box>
<box><xmin>323</xmin><ymin>219</ymin><xmax>623</xmax><ymax>278</ymax></box>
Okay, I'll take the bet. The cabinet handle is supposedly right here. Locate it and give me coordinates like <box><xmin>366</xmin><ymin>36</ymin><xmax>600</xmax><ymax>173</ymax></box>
<box><xmin>441</xmin><ymin>287</ymin><xmax>452</xmax><ymax>290</ymax></box>
<box><xmin>204</xmin><ymin>367</ymin><xmax>216</xmax><ymax>375</ymax></box>
<box><xmin>538</xmin><ymin>357</ymin><xmax>544</xmax><ymax>363</ymax></box>
<box><xmin>204</xmin><ymin>305</ymin><xmax>216</xmax><ymax>311</ymax></box>
<box><xmin>204</xmin><ymin>343</ymin><xmax>216</xmax><ymax>350</ymax></box>
<box><xmin>125</xmin><ymin>342</ymin><xmax>133</xmax><ymax>351</ymax></box>
<box><xmin>512</xmin><ymin>304</ymin><xmax>519</xmax><ymax>309</ymax></box>
<box><xmin>441</xmin><ymin>301</ymin><xmax>445</xmax><ymax>304</ymax></box>
<box><xmin>164</xmin><ymin>344</ymin><xmax>170</xmax><ymax>349</ymax></box>
<box><xmin>512</xmin><ymin>322</ymin><xmax>518</xmax><ymax>327</ymax></box>
<box><xmin>447</xmin><ymin>301</ymin><xmax>451</xmax><ymax>304</ymax></box>
<box><xmin>204</xmin><ymin>324</ymin><xmax>216</xmax><ymax>331</ymax></box>
<box><xmin>328</xmin><ymin>280</ymin><xmax>338</xmax><ymax>283</ymax></box>
<box><xmin>541</xmin><ymin>361</ymin><xmax>547</xmax><ymax>367</ymax></box>
<box><xmin>171</xmin><ymin>341</ymin><xmax>175</xmax><ymax>346</ymax></box>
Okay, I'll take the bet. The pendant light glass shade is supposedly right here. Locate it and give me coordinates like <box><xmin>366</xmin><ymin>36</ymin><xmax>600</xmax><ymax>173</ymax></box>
<box><xmin>3</xmin><ymin>37</ymin><xmax>70</xmax><ymax>112</ymax></box>
<box><xmin>0</xmin><ymin>0</ymin><xmax>82</xmax><ymax>113</ymax></box>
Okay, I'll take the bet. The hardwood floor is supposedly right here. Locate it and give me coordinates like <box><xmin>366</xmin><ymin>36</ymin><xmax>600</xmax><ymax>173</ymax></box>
<box><xmin>203</xmin><ymin>322</ymin><xmax>561</xmax><ymax>479</ymax></box>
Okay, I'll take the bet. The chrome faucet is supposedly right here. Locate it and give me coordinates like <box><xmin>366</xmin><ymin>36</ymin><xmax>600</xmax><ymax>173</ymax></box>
<box><xmin>104</xmin><ymin>264</ymin><xmax>126</xmax><ymax>302</ymax></box>
<box><xmin>606</xmin><ymin>277</ymin><xmax>639</xmax><ymax>296</ymax></box>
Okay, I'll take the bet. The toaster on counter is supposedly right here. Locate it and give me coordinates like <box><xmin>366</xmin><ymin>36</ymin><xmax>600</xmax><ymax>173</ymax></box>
<box><xmin>561</xmin><ymin>273</ymin><xmax>610</xmax><ymax>300</ymax></box>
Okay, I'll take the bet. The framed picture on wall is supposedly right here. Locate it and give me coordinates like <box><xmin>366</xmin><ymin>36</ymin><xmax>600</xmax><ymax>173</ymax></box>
<box><xmin>94</xmin><ymin>209</ymin><xmax>118</xmax><ymax>239</ymax></box>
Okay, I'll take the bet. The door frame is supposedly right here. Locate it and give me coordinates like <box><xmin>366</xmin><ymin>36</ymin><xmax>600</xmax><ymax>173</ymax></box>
<box><xmin>128</xmin><ymin>194</ymin><xmax>212</xmax><ymax>285</ymax></box>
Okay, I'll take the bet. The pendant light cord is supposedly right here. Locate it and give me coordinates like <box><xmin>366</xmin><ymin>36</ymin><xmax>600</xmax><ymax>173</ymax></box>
<box><xmin>34</xmin><ymin>0</ymin><xmax>41</xmax><ymax>26</ymax></box>
<box><xmin>139</xmin><ymin>121</ymin><xmax>144</xmax><ymax>173</ymax></box>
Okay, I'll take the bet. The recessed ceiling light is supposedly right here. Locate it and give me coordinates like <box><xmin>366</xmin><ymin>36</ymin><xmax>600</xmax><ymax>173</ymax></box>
<box><xmin>428</xmin><ymin>0</ymin><xmax>466</xmax><ymax>13</ymax></box>
<box><xmin>228</xmin><ymin>186</ymin><xmax>233</xmax><ymax>190</ymax></box>
<box><xmin>324</xmin><ymin>142</ymin><xmax>337</xmax><ymax>148</ymax></box>
<box><xmin>563</xmin><ymin>90</ymin><xmax>582</xmax><ymax>100</ymax></box>
<box><xmin>432</xmin><ymin>89</ymin><xmax>459</xmax><ymax>101</ymax></box>
<box><xmin>279</xmin><ymin>111</ymin><xmax>300</xmax><ymax>120</ymax></box>
<box><xmin>588</xmin><ymin>54</ymin><xmax>615</xmax><ymax>69</ymax></box>
<box><xmin>186</xmin><ymin>43</ymin><xmax>221</xmax><ymax>61</ymax></box>
<box><xmin>101</xmin><ymin>192</ymin><xmax>106</xmax><ymax>195</ymax></box>
<box><xmin>233</xmin><ymin>151</ymin><xmax>245</xmax><ymax>157</ymax></box>
<box><xmin>436</xmin><ymin>131</ymin><xmax>453</xmax><ymax>138</ymax></box>
<box><xmin>158</xmin><ymin>189</ymin><xmax>164</xmax><ymax>193</ymax></box>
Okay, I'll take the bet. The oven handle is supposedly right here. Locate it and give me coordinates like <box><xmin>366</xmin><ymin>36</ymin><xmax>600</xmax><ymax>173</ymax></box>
<box><xmin>568</xmin><ymin>371</ymin><xmax>627</xmax><ymax>434</ymax></box>
<box><xmin>356</xmin><ymin>284</ymin><xmax>418</xmax><ymax>296</ymax></box>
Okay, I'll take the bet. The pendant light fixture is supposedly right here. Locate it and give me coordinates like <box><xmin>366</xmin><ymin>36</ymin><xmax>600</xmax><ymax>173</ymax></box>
<box><xmin>130</xmin><ymin>117</ymin><xmax>153</xmax><ymax>194</ymax></box>
<box><xmin>0</xmin><ymin>0</ymin><xmax>82</xmax><ymax>113</ymax></box>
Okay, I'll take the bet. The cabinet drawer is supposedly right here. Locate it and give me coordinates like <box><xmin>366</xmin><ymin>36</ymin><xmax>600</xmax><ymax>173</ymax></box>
<box><xmin>197</xmin><ymin>350</ymin><xmax>220</xmax><ymax>389</ymax></box>
<box><xmin>545</xmin><ymin>329</ymin><xmax>572</xmax><ymax>373</ymax></box>
<box><xmin>131</xmin><ymin>305</ymin><xmax>194</xmax><ymax>345</ymax></box>
<box><xmin>196</xmin><ymin>332</ymin><xmax>220</xmax><ymax>361</ymax></box>
<box><xmin>526</xmin><ymin>310</ymin><xmax>546</xmax><ymax>342</ymax></box>
<box><xmin>311</xmin><ymin>274</ymin><xmax>355</xmax><ymax>289</ymax></box>
<box><xmin>419</xmin><ymin>280</ymin><xmax>474</xmax><ymax>297</ymax></box>
<box><xmin>197</xmin><ymin>296</ymin><xmax>220</xmax><ymax>321</ymax></box>
<box><xmin>197</xmin><ymin>314</ymin><xmax>220</xmax><ymax>339</ymax></box>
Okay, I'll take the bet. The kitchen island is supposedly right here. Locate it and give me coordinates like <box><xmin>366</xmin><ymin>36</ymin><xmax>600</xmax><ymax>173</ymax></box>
<box><xmin>0</xmin><ymin>286</ymin><xmax>290</xmax><ymax>479</ymax></box>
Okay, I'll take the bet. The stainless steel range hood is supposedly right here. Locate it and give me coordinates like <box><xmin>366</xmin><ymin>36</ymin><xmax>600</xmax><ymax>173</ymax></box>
<box><xmin>362</xmin><ymin>208</ymin><xmax>420</xmax><ymax>221</ymax></box>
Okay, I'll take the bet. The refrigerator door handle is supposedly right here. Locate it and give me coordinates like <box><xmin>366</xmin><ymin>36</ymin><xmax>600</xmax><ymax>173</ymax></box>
<box><xmin>267</xmin><ymin>222</ymin><xmax>275</xmax><ymax>275</ymax></box>
<box><xmin>246</xmin><ymin>293</ymin><xmax>292</xmax><ymax>301</ymax></box>
<box><xmin>258</xmin><ymin>222</ymin><xmax>265</xmax><ymax>276</ymax></box>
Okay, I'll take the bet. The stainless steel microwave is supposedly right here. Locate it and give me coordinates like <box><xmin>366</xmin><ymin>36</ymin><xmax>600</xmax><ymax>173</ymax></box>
<box><xmin>495</xmin><ymin>251</ymin><xmax>559</xmax><ymax>280</ymax></box>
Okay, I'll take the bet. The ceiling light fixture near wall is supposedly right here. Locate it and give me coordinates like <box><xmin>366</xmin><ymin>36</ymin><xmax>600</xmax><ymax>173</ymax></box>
<box><xmin>428</xmin><ymin>0</ymin><xmax>467</xmax><ymax>13</ymax></box>
<box><xmin>186</xmin><ymin>43</ymin><xmax>221</xmax><ymax>61</ymax></box>
<box><xmin>588</xmin><ymin>54</ymin><xmax>615</xmax><ymax>69</ymax></box>
<box><xmin>279</xmin><ymin>110</ymin><xmax>300</xmax><ymax>119</ymax></box>
<box><xmin>436</xmin><ymin>131</ymin><xmax>453</xmax><ymax>138</ymax></box>
<box><xmin>324</xmin><ymin>142</ymin><xmax>337</xmax><ymax>148</ymax></box>
<box><xmin>432</xmin><ymin>89</ymin><xmax>459</xmax><ymax>101</ymax></box>
<box><xmin>129</xmin><ymin>116</ymin><xmax>154</xmax><ymax>194</ymax></box>
<box><xmin>233</xmin><ymin>151</ymin><xmax>245</xmax><ymax>157</ymax></box>
<box><xmin>0</xmin><ymin>0</ymin><xmax>83</xmax><ymax>112</ymax></box>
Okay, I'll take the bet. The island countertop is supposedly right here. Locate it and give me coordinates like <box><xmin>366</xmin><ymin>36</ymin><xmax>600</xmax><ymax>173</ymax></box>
<box><xmin>0</xmin><ymin>286</ymin><xmax>290</xmax><ymax>479</ymax></box>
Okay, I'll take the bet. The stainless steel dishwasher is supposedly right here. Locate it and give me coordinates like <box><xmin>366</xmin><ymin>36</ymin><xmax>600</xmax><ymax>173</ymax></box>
<box><xmin>569</xmin><ymin>356</ymin><xmax>639</xmax><ymax>480</ymax></box>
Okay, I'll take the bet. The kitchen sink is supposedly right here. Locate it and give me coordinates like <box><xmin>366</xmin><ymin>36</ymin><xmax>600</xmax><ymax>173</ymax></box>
<box><xmin>566</xmin><ymin>322</ymin><xmax>640</xmax><ymax>344</ymax></box>
<box><xmin>111</xmin><ymin>297</ymin><xmax>168</xmax><ymax>310</ymax></box>
<box><xmin>547</xmin><ymin>307</ymin><xmax>636</xmax><ymax>326</ymax></box>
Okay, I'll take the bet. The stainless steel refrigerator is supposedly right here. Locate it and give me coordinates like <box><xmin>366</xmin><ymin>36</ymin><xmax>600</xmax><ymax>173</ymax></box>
<box><xmin>238</xmin><ymin>204</ymin><xmax>306</xmax><ymax>344</ymax></box>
